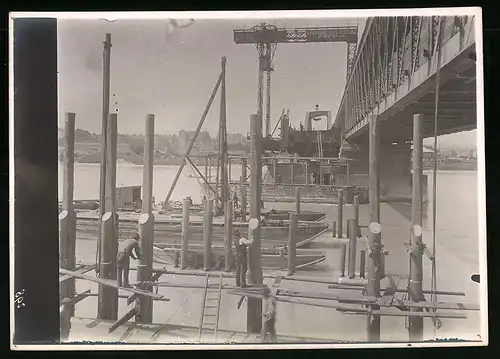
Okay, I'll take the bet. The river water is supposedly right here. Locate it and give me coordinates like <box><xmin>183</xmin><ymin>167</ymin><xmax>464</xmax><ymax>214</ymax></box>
<box><xmin>60</xmin><ymin>163</ymin><xmax>484</xmax><ymax>342</ymax></box>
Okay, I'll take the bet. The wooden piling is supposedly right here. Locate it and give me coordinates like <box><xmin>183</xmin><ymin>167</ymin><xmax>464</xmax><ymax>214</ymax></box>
<box><xmin>273</xmin><ymin>158</ymin><xmax>277</xmax><ymax>184</ymax></box>
<box><xmin>241</xmin><ymin>158</ymin><xmax>247</xmax><ymax>222</ymax></box>
<box><xmin>287</xmin><ymin>212</ymin><xmax>298</xmax><ymax>276</ymax></box>
<box><xmin>366</xmin><ymin>222</ymin><xmax>382</xmax><ymax>341</ymax></box>
<box><xmin>205</xmin><ymin>156</ymin><xmax>209</xmax><ymax>180</ymax></box>
<box><xmin>339</xmin><ymin>243</ymin><xmax>347</xmax><ymax>277</ymax></box>
<box><xmin>353</xmin><ymin>195</ymin><xmax>360</xmax><ymax>238</ymax></box>
<box><xmin>240</xmin><ymin>186</ymin><xmax>247</xmax><ymax>222</ymax></box>
<box><xmin>208</xmin><ymin>156</ymin><xmax>212</xmax><ymax>182</ymax></box>
<box><xmin>369</xmin><ymin>115</ymin><xmax>380</xmax><ymax>223</ymax></box>
<box><xmin>224</xmin><ymin>200</ymin><xmax>233</xmax><ymax>272</ymax></box>
<box><xmin>60</xmin><ymin>112</ymin><xmax>76</xmax><ymax>316</ymax></box>
<box><xmin>332</xmin><ymin>221</ymin><xmax>336</xmax><ymax>238</ymax></box>
<box><xmin>359</xmin><ymin>250</ymin><xmax>366</xmax><ymax>278</ymax></box>
<box><xmin>181</xmin><ymin>198</ymin><xmax>190</xmax><ymax>269</ymax></box>
<box><xmin>247</xmin><ymin>114</ymin><xmax>263</xmax><ymax>333</ymax></box>
<box><xmin>305</xmin><ymin>161</ymin><xmax>309</xmax><ymax>186</ymax></box>
<box><xmin>203</xmin><ymin>199</ymin><xmax>214</xmax><ymax>271</ymax></box>
<box><xmin>337</xmin><ymin>189</ymin><xmax>344</xmax><ymax>238</ymax></box>
<box><xmin>137</xmin><ymin>213</ymin><xmax>154</xmax><ymax>323</ymax></box>
<box><xmin>242</xmin><ymin>158</ymin><xmax>248</xmax><ymax>183</ymax></box>
<box><xmin>320</xmin><ymin>161</ymin><xmax>324</xmax><ymax>185</ymax></box>
<box><xmin>97</xmin><ymin>112</ymin><xmax>118</xmax><ymax>320</ymax></box>
<box><xmin>295</xmin><ymin>187</ymin><xmax>301</xmax><ymax>216</ymax></box>
<box><xmin>347</xmin><ymin>219</ymin><xmax>357</xmax><ymax>279</ymax></box>
<box><xmin>98</xmin><ymin>212</ymin><xmax>117</xmax><ymax>320</ymax></box>
<box><xmin>137</xmin><ymin>114</ymin><xmax>155</xmax><ymax>323</ymax></box>
<box><xmin>98</xmin><ymin>34</ymin><xmax>112</xmax><ymax>272</ymax></box>
<box><xmin>409</xmin><ymin>113</ymin><xmax>424</xmax><ymax>341</ymax></box>
<box><xmin>219</xmin><ymin>57</ymin><xmax>229</xmax><ymax>205</ymax></box>
<box><xmin>142</xmin><ymin>114</ymin><xmax>155</xmax><ymax>213</ymax></box>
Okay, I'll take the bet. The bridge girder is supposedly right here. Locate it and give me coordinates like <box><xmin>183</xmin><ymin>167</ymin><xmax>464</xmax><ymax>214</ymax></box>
<box><xmin>335</xmin><ymin>15</ymin><xmax>477</xmax><ymax>142</ymax></box>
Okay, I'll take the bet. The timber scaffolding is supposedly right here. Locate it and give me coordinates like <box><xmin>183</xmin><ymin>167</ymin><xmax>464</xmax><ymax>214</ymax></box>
<box><xmin>58</xmin><ymin>31</ymin><xmax>479</xmax><ymax>345</ymax></box>
<box><xmin>186</xmin><ymin>153</ymin><xmax>369</xmax><ymax>205</ymax></box>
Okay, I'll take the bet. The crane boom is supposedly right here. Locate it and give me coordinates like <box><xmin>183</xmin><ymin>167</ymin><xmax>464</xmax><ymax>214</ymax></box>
<box><xmin>234</xmin><ymin>26</ymin><xmax>357</xmax><ymax>44</ymax></box>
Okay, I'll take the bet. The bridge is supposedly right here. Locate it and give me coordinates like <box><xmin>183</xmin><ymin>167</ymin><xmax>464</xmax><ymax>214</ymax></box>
<box><xmin>333</xmin><ymin>15</ymin><xmax>477</xmax><ymax>201</ymax></box>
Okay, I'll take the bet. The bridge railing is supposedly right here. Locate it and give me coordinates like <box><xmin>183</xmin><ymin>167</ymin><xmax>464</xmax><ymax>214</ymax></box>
<box><xmin>335</xmin><ymin>15</ymin><xmax>476</xmax><ymax>138</ymax></box>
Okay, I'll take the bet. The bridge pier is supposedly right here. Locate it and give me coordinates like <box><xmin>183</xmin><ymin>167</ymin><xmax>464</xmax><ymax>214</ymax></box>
<box><xmin>345</xmin><ymin>138</ymin><xmax>428</xmax><ymax>203</ymax></box>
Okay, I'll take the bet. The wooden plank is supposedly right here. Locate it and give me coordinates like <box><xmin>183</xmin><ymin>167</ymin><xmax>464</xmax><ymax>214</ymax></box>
<box><xmin>341</xmin><ymin>310</ymin><xmax>467</xmax><ymax>319</ymax></box>
<box><xmin>59</xmin><ymin>268</ymin><xmax>166</xmax><ymax>300</ymax></box>
<box><xmin>276</xmin><ymin>296</ymin><xmax>365</xmax><ymax>311</ymax></box>
<box><xmin>109</xmin><ymin>307</ymin><xmax>136</xmax><ymax>333</ymax></box>
<box><xmin>270</xmin><ymin>275</ymin><xmax>282</xmax><ymax>296</ymax></box>
<box><xmin>397</xmin><ymin>300</ymin><xmax>480</xmax><ymax>311</ymax></box>
<box><xmin>127</xmin><ymin>270</ymin><xmax>165</xmax><ymax>305</ymax></box>
<box><xmin>59</xmin><ymin>264</ymin><xmax>98</xmax><ymax>283</ymax></box>
<box><xmin>60</xmin><ymin>289</ymin><xmax>91</xmax><ymax>307</ymax></box>
<box><xmin>377</xmin><ymin>275</ymin><xmax>400</xmax><ymax>307</ymax></box>
<box><xmin>229</xmin><ymin>290</ymin><xmax>265</xmax><ymax>300</ymax></box>
<box><xmin>277</xmin><ymin>289</ymin><xmax>375</xmax><ymax>304</ymax></box>
<box><xmin>328</xmin><ymin>284</ymin><xmax>466</xmax><ymax>296</ymax></box>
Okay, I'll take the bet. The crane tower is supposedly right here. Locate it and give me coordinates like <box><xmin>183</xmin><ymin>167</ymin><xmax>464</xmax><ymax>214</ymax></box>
<box><xmin>234</xmin><ymin>23</ymin><xmax>358</xmax><ymax>137</ymax></box>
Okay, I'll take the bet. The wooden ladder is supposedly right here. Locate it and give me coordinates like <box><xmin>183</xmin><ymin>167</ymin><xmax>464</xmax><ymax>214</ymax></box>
<box><xmin>198</xmin><ymin>273</ymin><xmax>223</xmax><ymax>343</ymax></box>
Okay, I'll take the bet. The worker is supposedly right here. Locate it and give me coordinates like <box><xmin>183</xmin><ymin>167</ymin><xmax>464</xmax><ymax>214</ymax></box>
<box><xmin>234</xmin><ymin>228</ymin><xmax>249</xmax><ymax>288</ymax></box>
<box><xmin>60</xmin><ymin>297</ymin><xmax>72</xmax><ymax>341</ymax></box>
<box><xmin>233</xmin><ymin>192</ymin><xmax>239</xmax><ymax>210</ymax></box>
<box><xmin>116</xmin><ymin>233</ymin><xmax>142</xmax><ymax>288</ymax></box>
<box><xmin>261</xmin><ymin>286</ymin><xmax>277</xmax><ymax>343</ymax></box>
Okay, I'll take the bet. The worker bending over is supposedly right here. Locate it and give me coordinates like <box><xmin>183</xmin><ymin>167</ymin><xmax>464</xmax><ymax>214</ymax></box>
<box><xmin>116</xmin><ymin>233</ymin><xmax>142</xmax><ymax>288</ymax></box>
<box><xmin>261</xmin><ymin>286</ymin><xmax>277</xmax><ymax>343</ymax></box>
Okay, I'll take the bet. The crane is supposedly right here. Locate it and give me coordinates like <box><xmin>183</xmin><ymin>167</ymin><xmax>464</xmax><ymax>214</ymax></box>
<box><xmin>234</xmin><ymin>23</ymin><xmax>358</xmax><ymax>137</ymax></box>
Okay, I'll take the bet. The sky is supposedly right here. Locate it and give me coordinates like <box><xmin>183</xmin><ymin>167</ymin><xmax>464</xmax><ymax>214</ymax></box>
<box><xmin>58</xmin><ymin>16</ymin><xmax>477</xmax><ymax>149</ymax></box>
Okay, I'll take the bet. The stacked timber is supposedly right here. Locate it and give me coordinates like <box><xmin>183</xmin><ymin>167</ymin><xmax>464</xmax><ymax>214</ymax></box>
<box><xmin>75</xmin><ymin>211</ymin><xmax>329</xmax><ymax>249</ymax></box>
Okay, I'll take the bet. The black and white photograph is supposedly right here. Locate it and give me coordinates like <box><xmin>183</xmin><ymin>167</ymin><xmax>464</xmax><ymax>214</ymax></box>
<box><xmin>10</xmin><ymin>8</ymin><xmax>487</xmax><ymax>349</ymax></box>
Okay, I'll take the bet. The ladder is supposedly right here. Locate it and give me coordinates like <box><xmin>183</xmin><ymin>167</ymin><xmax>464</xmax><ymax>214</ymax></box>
<box><xmin>198</xmin><ymin>273</ymin><xmax>223</xmax><ymax>343</ymax></box>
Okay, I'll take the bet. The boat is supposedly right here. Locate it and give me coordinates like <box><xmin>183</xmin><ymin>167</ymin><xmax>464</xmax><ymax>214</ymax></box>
<box><xmin>75</xmin><ymin>211</ymin><xmax>329</xmax><ymax>248</ymax></box>
<box><xmin>261</xmin><ymin>208</ymin><xmax>326</xmax><ymax>222</ymax></box>
<box><xmin>152</xmin><ymin>244</ymin><xmax>326</xmax><ymax>271</ymax></box>
<box><xmin>58</xmin><ymin>200</ymin><xmax>99</xmax><ymax>211</ymax></box>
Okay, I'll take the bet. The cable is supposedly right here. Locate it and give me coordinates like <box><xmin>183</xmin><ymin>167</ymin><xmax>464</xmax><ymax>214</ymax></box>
<box><xmin>431</xmin><ymin>16</ymin><xmax>446</xmax><ymax>339</ymax></box>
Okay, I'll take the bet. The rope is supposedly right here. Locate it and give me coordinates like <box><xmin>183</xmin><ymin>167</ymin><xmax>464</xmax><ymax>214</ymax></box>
<box><xmin>430</xmin><ymin>16</ymin><xmax>446</xmax><ymax>338</ymax></box>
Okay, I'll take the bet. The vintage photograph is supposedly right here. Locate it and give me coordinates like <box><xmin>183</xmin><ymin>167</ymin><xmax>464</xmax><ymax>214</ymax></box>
<box><xmin>31</xmin><ymin>8</ymin><xmax>489</xmax><ymax>347</ymax></box>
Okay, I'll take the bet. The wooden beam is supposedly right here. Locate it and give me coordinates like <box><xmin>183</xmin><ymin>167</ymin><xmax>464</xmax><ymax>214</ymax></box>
<box><xmin>340</xmin><ymin>309</ymin><xmax>467</xmax><ymax>319</ymax></box>
<box><xmin>270</xmin><ymin>275</ymin><xmax>282</xmax><ymax>296</ymax></box>
<box><xmin>127</xmin><ymin>270</ymin><xmax>165</xmax><ymax>305</ymax></box>
<box><xmin>109</xmin><ymin>307</ymin><xmax>137</xmax><ymax>333</ymax></box>
<box><xmin>377</xmin><ymin>276</ymin><xmax>400</xmax><ymax>307</ymax></box>
<box><xmin>60</xmin><ymin>264</ymin><xmax>98</xmax><ymax>283</ymax></box>
<box><xmin>186</xmin><ymin>156</ymin><xmax>217</xmax><ymax>195</ymax></box>
<box><xmin>328</xmin><ymin>284</ymin><xmax>465</xmax><ymax>296</ymax></box>
<box><xmin>163</xmin><ymin>71</ymin><xmax>223</xmax><ymax>206</ymax></box>
<box><xmin>59</xmin><ymin>268</ymin><xmax>166</xmax><ymax>300</ymax></box>
<box><xmin>60</xmin><ymin>290</ymin><xmax>91</xmax><ymax>307</ymax></box>
<box><xmin>82</xmin><ymin>293</ymin><xmax>171</xmax><ymax>302</ymax></box>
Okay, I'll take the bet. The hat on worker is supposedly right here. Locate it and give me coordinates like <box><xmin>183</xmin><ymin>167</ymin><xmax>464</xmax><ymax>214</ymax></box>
<box><xmin>133</xmin><ymin>232</ymin><xmax>140</xmax><ymax>241</ymax></box>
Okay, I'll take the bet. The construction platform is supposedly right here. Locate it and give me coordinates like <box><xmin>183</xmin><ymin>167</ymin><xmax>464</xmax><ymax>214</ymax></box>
<box><xmin>67</xmin><ymin>317</ymin><xmax>325</xmax><ymax>344</ymax></box>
